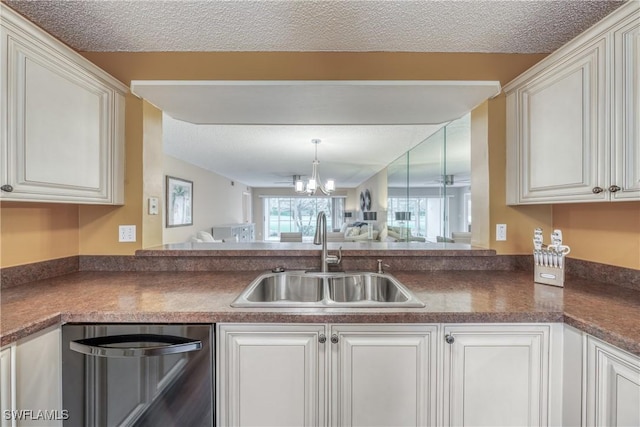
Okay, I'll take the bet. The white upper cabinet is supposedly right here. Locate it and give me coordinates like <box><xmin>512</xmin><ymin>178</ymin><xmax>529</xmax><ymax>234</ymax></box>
<box><xmin>505</xmin><ymin>2</ymin><xmax>640</xmax><ymax>204</ymax></box>
<box><xmin>612</xmin><ymin>14</ymin><xmax>640</xmax><ymax>200</ymax></box>
<box><xmin>0</xmin><ymin>4</ymin><xmax>127</xmax><ymax>204</ymax></box>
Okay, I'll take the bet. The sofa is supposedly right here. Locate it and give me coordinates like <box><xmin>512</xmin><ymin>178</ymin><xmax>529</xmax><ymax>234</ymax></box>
<box><xmin>385</xmin><ymin>226</ymin><xmax>426</xmax><ymax>242</ymax></box>
<box><xmin>326</xmin><ymin>223</ymin><xmax>427</xmax><ymax>243</ymax></box>
<box><xmin>451</xmin><ymin>232</ymin><xmax>472</xmax><ymax>244</ymax></box>
<box><xmin>280</xmin><ymin>232</ymin><xmax>303</xmax><ymax>242</ymax></box>
<box><xmin>190</xmin><ymin>230</ymin><xmax>223</xmax><ymax>243</ymax></box>
<box><xmin>327</xmin><ymin>223</ymin><xmax>379</xmax><ymax>242</ymax></box>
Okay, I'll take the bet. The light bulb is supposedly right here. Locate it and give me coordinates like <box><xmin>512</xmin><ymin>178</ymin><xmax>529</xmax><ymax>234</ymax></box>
<box><xmin>325</xmin><ymin>179</ymin><xmax>335</xmax><ymax>192</ymax></box>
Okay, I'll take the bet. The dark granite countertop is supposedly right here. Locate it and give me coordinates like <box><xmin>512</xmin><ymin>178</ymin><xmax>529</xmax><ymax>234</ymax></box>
<box><xmin>136</xmin><ymin>241</ymin><xmax>496</xmax><ymax>257</ymax></box>
<box><xmin>1</xmin><ymin>270</ymin><xmax>639</xmax><ymax>356</ymax></box>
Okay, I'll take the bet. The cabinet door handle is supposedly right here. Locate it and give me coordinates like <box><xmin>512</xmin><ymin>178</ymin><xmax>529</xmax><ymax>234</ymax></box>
<box><xmin>330</xmin><ymin>334</ymin><xmax>339</xmax><ymax>344</ymax></box>
<box><xmin>445</xmin><ymin>334</ymin><xmax>455</xmax><ymax>344</ymax></box>
<box><xmin>318</xmin><ymin>334</ymin><xmax>326</xmax><ymax>344</ymax></box>
<box><xmin>0</xmin><ymin>185</ymin><xmax>13</xmax><ymax>192</ymax></box>
<box><xmin>592</xmin><ymin>187</ymin><xmax>604</xmax><ymax>194</ymax></box>
<box><xmin>608</xmin><ymin>185</ymin><xmax>621</xmax><ymax>193</ymax></box>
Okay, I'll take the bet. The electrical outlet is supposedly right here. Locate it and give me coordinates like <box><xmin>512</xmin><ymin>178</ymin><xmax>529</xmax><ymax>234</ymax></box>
<box><xmin>119</xmin><ymin>225</ymin><xmax>136</xmax><ymax>242</ymax></box>
<box><xmin>148</xmin><ymin>197</ymin><xmax>159</xmax><ymax>215</ymax></box>
<box><xmin>496</xmin><ymin>224</ymin><xmax>507</xmax><ymax>241</ymax></box>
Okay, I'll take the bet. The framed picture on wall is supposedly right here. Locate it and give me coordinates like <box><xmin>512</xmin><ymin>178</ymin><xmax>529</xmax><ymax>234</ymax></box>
<box><xmin>166</xmin><ymin>176</ymin><xmax>193</xmax><ymax>227</ymax></box>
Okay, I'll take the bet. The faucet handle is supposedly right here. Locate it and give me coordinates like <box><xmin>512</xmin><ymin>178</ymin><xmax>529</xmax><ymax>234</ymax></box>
<box><xmin>327</xmin><ymin>246</ymin><xmax>342</xmax><ymax>265</ymax></box>
<box><xmin>376</xmin><ymin>259</ymin><xmax>390</xmax><ymax>274</ymax></box>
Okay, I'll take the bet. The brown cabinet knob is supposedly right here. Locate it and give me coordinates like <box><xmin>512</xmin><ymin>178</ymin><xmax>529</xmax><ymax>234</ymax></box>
<box><xmin>592</xmin><ymin>187</ymin><xmax>604</xmax><ymax>194</ymax></box>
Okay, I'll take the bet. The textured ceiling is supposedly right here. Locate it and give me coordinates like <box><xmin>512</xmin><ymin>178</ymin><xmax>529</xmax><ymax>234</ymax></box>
<box><xmin>5</xmin><ymin>0</ymin><xmax>626</xmax><ymax>53</ymax></box>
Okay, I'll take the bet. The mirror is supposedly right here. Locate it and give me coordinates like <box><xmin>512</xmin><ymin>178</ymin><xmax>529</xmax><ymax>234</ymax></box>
<box><xmin>133</xmin><ymin>81</ymin><xmax>494</xmax><ymax>247</ymax></box>
<box><xmin>386</xmin><ymin>114</ymin><xmax>471</xmax><ymax>244</ymax></box>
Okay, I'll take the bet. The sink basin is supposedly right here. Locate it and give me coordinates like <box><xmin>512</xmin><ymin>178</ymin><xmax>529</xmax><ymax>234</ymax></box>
<box><xmin>231</xmin><ymin>271</ymin><xmax>424</xmax><ymax>308</ymax></box>
<box><xmin>328</xmin><ymin>274</ymin><xmax>409</xmax><ymax>303</ymax></box>
<box><xmin>245</xmin><ymin>273</ymin><xmax>323</xmax><ymax>303</ymax></box>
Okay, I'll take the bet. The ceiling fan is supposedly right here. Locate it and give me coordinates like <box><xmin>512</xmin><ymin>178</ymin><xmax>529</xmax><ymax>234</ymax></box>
<box><xmin>271</xmin><ymin>174</ymin><xmax>305</xmax><ymax>186</ymax></box>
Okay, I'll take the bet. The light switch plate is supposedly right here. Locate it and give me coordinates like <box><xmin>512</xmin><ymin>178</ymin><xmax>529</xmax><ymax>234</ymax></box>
<box><xmin>496</xmin><ymin>224</ymin><xmax>507</xmax><ymax>241</ymax></box>
<box><xmin>119</xmin><ymin>225</ymin><xmax>136</xmax><ymax>242</ymax></box>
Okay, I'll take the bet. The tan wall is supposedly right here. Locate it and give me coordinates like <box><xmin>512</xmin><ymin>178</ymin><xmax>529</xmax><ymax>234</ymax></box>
<box><xmin>78</xmin><ymin>94</ymin><xmax>144</xmax><ymax>255</ymax></box>
<box><xmin>486</xmin><ymin>95</ymin><xmax>554</xmax><ymax>253</ymax></box>
<box><xmin>0</xmin><ymin>203</ymin><xmax>79</xmax><ymax>267</ymax></box>
<box><xmin>79</xmin><ymin>52</ymin><xmax>547</xmax><ymax>84</ymax></box>
<box><xmin>553</xmin><ymin>202</ymin><xmax>640</xmax><ymax>269</ymax></box>
<box><xmin>4</xmin><ymin>50</ymin><xmax>589</xmax><ymax>267</ymax></box>
<box><xmin>470</xmin><ymin>102</ymin><xmax>491</xmax><ymax>248</ymax></box>
<box><xmin>142</xmin><ymin>101</ymin><xmax>164</xmax><ymax>249</ymax></box>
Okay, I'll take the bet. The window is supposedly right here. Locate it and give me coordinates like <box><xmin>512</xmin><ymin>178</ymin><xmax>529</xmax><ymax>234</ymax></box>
<box><xmin>387</xmin><ymin>196</ymin><xmax>454</xmax><ymax>240</ymax></box>
<box><xmin>263</xmin><ymin>197</ymin><xmax>345</xmax><ymax>241</ymax></box>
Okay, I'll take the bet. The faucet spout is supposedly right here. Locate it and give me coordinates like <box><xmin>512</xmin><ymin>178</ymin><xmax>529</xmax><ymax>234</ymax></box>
<box><xmin>314</xmin><ymin>211</ymin><xmax>341</xmax><ymax>272</ymax></box>
<box><xmin>314</xmin><ymin>211</ymin><xmax>325</xmax><ymax>246</ymax></box>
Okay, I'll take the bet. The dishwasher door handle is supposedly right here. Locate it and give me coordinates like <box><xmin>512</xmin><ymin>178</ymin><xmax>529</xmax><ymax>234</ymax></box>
<box><xmin>70</xmin><ymin>334</ymin><xmax>202</xmax><ymax>358</ymax></box>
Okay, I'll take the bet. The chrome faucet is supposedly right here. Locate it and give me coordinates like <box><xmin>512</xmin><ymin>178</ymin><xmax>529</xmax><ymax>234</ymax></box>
<box><xmin>314</xmin><ymin>211</ymin><xmax>342</xmax><ymax>272</ymax></box>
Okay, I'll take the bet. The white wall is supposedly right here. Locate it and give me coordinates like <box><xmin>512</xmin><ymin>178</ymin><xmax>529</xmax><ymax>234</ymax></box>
<box><xmin>355</xmin><ymin>168</ymin><xmax>388</xmax><ymax>224</ymax></box>
<box><xmin>163</xmin><ymin>154</ymin><xmax>251</xmax><ymax>244</ymax></box>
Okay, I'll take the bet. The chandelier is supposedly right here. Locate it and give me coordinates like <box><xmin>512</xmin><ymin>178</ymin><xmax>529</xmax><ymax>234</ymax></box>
<box><xmin>294</xmin><ymin>139</ymin><xmax>335</xmax><ymax>195</ymax></box>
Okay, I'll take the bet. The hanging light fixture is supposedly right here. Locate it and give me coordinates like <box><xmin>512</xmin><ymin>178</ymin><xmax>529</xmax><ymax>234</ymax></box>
<box><xmin>295</xmin><ymin>139</ymin><xmax>335</xmax><ymax>195</ymax></box>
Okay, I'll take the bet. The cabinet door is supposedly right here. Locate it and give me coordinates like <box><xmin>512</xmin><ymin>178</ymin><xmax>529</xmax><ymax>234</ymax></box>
<box><xmin>330</xmin><ymin>324</ymin><xmax>438</xmax><ymax>427</ymax></box>
<box><xmin>506</xmin><ymin>37</ymin><xmax>608</xmax><ymax>204</ymax></box>
<box><xmin>15</xmin><ymin>326</ymin><xmax>62</xmax><ymax>427</ymax></box>
<box><xmin>0</xmin><ymin>346</ymin><xmax>15</xmax><ymax>427</ymax></box>
<box><xmin>586</xmin><ymin>336</ymin><xmax>640</xmax><ymax>427</ymax></box>
<box><xmin>0</xmin><ymin>5</ymin><xmax>125</xmax><ymax>204</ymax></box>
<box><xmin>217</xmin><ymin>324</ymin><xmax>326</xmax><ymax>427</ymax></box>
<box><xmin>443</xmin><ymin>324</ymin><xmax>551</xmax><ymax>427</ymax></box>
<box><xmin>612</xmin><ymin>11</ymin><xmax>640</xmax><ymax>201</ymax></box>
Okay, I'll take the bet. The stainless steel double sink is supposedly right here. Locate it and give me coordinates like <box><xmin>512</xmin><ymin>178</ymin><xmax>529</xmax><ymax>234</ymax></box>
<box><xmin>231</xmin><ymin>270</ymin><xmax>424</xmax><ymax>308</ymax></box>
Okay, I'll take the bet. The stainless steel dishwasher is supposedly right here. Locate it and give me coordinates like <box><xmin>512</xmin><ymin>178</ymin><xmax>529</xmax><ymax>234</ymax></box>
<box><xmin>62</xmin><ymin>324</ymin><xmax>213</xmax><ymax>427</ymax></box>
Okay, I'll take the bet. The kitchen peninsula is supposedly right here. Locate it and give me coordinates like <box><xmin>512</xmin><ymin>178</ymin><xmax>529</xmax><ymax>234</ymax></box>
<box><xmin>1</xmin><ymin>249</ymin><xmax>639</xmax><ymax>426</ymax></box>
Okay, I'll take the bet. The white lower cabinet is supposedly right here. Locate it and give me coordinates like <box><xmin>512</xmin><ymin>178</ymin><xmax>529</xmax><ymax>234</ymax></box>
<box><xmin>10</xmin><ymin>326</ymin><xmax>62</xmax><ymax>427</ymax></box>
<box><xmin>217</xmin><ymin>323</ymin><xmax>438</xmax><ymax>427</ymax></box>
<box><xmin>330</xmin><ymin>324</ymin><xmax>438</xmax><ymax>427</ymax></box>
<box><xmin>0</xmin><ymin>345</ymin><xmax>16</xmax><ymax>427</ymax></box>
<box><xmin>217</xmin><ymin>324</ymin><xmax>326</xmax><ymax>427</ymax></box>
<box><xmin>442</xmin><ymin>324</ymin><xmax>557</xmax><ymax>427</ymax></box>
<box><xmin>218</xmin><ymin>323</ymin><xmax>558</xmax><ymax>427</ymax></box>
<box><xmin>586</xmin><ymin>336</ymin><xmax>640</xmax><ymax>427</ymax></box>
